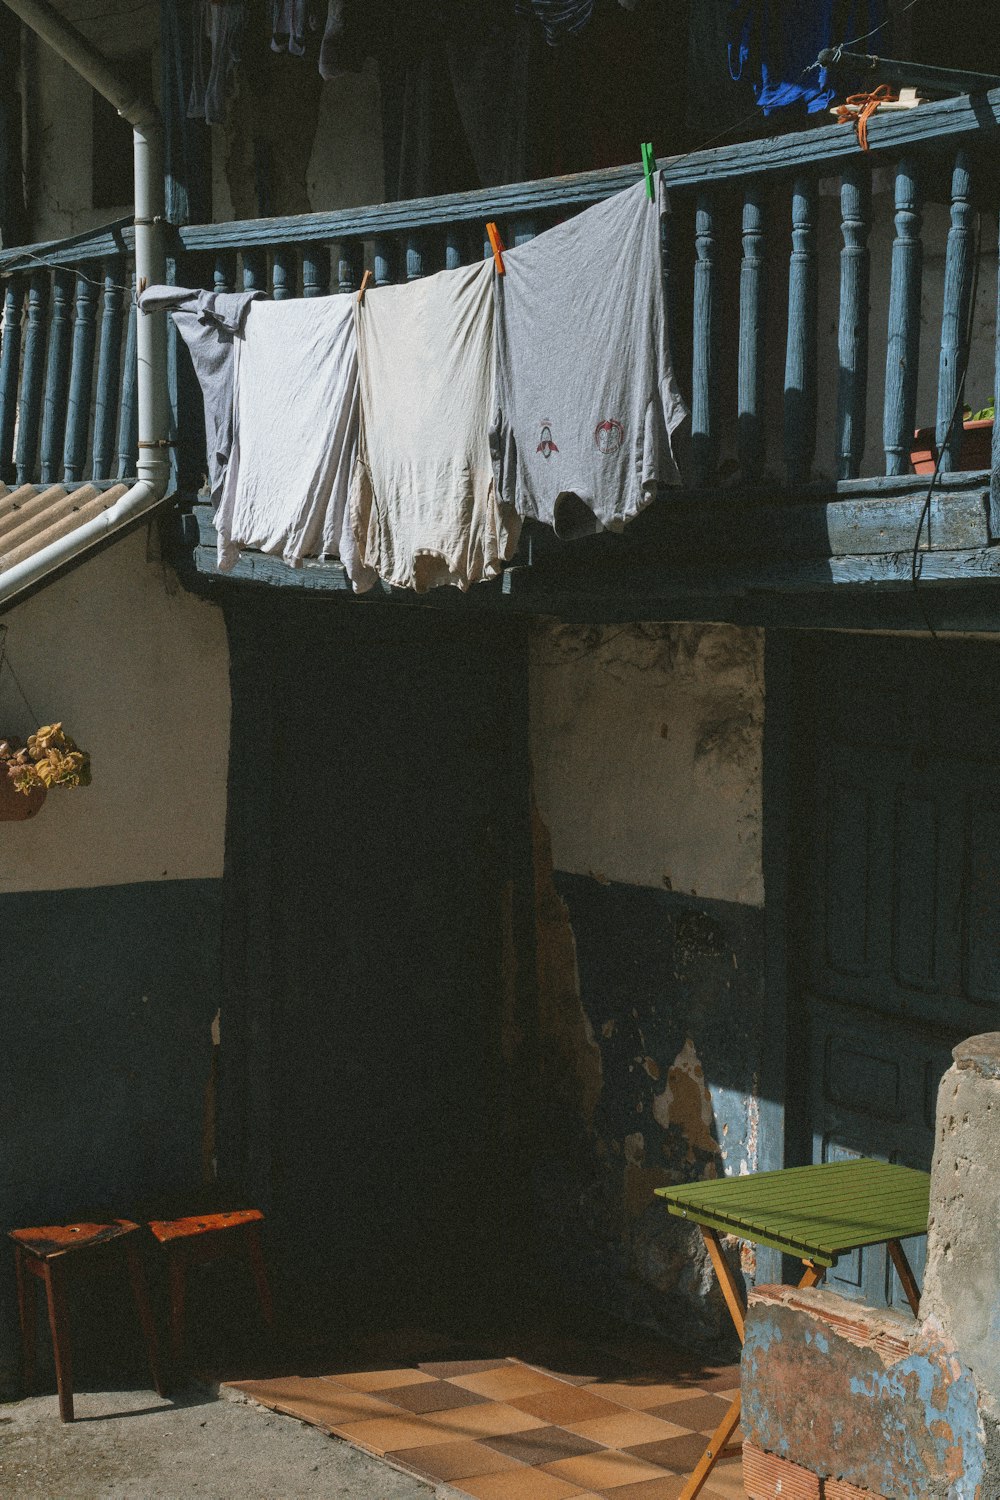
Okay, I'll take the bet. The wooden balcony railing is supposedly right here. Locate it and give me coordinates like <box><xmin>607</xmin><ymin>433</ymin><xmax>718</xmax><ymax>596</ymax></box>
<box><xmin>2</xmin><ymin>85</ymin><xmax>1000</xmax><ymax>535</ymax></box>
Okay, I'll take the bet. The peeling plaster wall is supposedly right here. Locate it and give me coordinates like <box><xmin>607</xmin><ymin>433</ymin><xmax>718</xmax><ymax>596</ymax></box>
<box><xmin>742</xmin><ymin>1286</ymin><xmax>986</xmax><ymax>1499</ymax></box>
<box><xmin>0</xmin><ymin>534</ymin><xmax>229</xmax><ymax>1395</ymax></box>
<box><xmin>528</xmin><ymin>622</ymin><xmax>767</xmax><ymax>1346</ymax></box>
<box><xmin>531</xmin><ymin>623</ymin><xmax>763</xmax><ymax>905</ymax></box>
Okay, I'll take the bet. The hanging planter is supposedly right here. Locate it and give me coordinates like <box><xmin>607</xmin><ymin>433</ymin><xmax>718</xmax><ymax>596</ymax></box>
<box><xmin>0</xmin><ymin>769</ymin><xmax>45</xmax><ymax>821</ymax></box>
<box><xmin>0</xmin><ymin>724</ymin><xmax>91</xmax><ymax>821</ymax></box>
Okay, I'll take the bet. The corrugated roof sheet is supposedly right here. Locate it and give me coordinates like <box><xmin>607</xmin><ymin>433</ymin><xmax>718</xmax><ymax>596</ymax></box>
<box><xmin>0</xmin><ymin>482</ymin><xmax>130</xmax><ymax>574</ymax></box>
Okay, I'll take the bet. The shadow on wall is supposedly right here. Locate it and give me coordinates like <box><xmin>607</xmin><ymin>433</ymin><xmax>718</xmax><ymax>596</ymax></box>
<box><xmin>531</xmin><ymin>806</ymin><xmax>766</xmax><ymax>1354</ymax></box>
<box><xmin>527</xmin><ymin>621</ymin><xmax>767</xmax><ymax>1352</ymax></box>
<box><xmin>0</xmin><ymin>879</ymin><xmax>222</xmax><ymax>1397</ymax></box>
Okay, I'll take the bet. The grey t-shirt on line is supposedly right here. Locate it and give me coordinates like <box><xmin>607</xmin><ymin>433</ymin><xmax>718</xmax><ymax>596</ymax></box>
<box><xmin>491</xmin><ymin>174</ymin><xmax>687</xmax><ymax>539</ymax></box>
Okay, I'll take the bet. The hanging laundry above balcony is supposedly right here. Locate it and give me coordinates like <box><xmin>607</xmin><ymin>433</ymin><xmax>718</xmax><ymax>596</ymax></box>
<box><xmin>216</xmin><ymin>296</ymin><xmax>375</xmax><ymax>588</ymax></box>
<box><xmin>352</xmin><ymin>260</ymin><xmax>520</xmax><ymax>593</ymax></box>
<box><xmin>493</xmin><ymin>175</ymin><xmax>686</xmax><ymax>539</ymax></box>
<box><xmin>138</xmin><ymin>285</ymin><xmax>264</xmax><ymax>505</ymax></box>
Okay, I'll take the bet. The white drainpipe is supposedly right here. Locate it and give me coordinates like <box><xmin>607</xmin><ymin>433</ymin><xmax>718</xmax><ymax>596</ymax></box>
<box><xmin>0</xmin><ymin>0</ymin><xmax>170</xmax><ymax>607</ymax></box>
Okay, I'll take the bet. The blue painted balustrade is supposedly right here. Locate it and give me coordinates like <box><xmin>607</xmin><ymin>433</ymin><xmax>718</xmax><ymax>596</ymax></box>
<box><xmin>1</xmin><ymin>84</ymin><xmax>1000</xmax><ymax>532</ymax></box>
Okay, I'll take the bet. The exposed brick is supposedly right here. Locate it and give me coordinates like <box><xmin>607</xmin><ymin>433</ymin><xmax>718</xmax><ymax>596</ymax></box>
<box><xmin>743</xmin><ymin>1442</ymin><xmax>821</xmax><ymax>1499</ymax></box>
<box><xmin>825</xmin><ymin>1477</ymin><xmax>886</xmax><ymax>1500</ymax></box>
<box><xmin>743</xmin><ymin>1444</ymin><xmax>887</xmax><ymax>1500</ymax></box>
<box><xmin>747</xmin><ymin>1285</ymin><xmax>911</xmax><ymax>1362</ymax></box>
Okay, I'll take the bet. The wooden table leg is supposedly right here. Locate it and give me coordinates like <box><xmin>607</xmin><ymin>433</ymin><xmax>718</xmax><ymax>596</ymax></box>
<box><xmin>701</xmin><ymin>1227</ymin><xmax>746</xmax><ymax>1340</ymax></box>
<box><xmin>123</xmin><ymin>1239</ymin><xmax>167</xmax><ymax>1398</ymax></box>
<box><xmin>679</xmin><ymin>1391</ymin><xmax>742</xmax><ymax>1500</ymax></box>
<box><xmin>14</xmin><ymin>1247</ymin><xmax>36</xmax><ymax>1394</ymax></box>
<box><xmin>679</xmin><ymin>1235</ymin><xmax>828</xmax><ymax>1500</ymax></box>
<box><xmin>42</xmin><ymin>1259</ymin><xmax>73</xmax><ymax>1423</ymax></box>
<box><xmin>245</xmin><ymin>1222</ymin><xmax>274</xmax><ymax>1328</ymax></box>
<box><xmin>167</xmin><ymin>1249</ymin><xmax>186</xmax><ymax>1371</ymax></box>
<box><xmin>887</xmin><ymin>1238</ymin><xmax>921</xmax><ymax>1316</ymax></box>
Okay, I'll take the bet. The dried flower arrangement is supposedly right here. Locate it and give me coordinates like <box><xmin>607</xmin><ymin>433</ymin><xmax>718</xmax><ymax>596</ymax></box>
<box><xmin>0</xmin><ymin>723</ymin><xmax>91</xmax><ymax>794</ymax></box>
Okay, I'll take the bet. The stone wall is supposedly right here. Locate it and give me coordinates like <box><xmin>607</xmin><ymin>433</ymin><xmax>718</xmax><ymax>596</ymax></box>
<box><xmin>922</xmin><ymin>1033</ymin><xmax>1000</xmax><ymax>1485</ymax></box>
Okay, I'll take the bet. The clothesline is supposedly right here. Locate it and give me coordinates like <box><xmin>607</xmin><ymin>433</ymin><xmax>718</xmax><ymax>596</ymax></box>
<box><xmin>139</xmin><ymin>174</ymin><xmax>685</xmax><ymax>596</ymax></box>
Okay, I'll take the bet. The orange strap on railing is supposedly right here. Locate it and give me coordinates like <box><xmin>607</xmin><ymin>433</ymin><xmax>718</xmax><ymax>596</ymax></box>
<box><xmin>835</xmin><ymin>84</ymin><xmax>898</xmax><ymax>152</ymax></box>
<box><xmin>356</xmin><ymin>268</ymin><xmax>373</xmax><ymax>305</ymax></box>
<box><xmin>486</xmin><ymin>221</ymin><xmax>505</xmax><ymax>276</ymax></box>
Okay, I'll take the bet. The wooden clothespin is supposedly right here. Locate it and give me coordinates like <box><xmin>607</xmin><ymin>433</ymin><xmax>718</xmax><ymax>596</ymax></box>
<box><xmin>357</xmin><ymin>268</ymin><xmax>373</xmax><ymax>305</ymax></box>
<box><xmin>640</xmin><ymin>142</ymin><xmax>656</xmax><ymax>200</ymax></box>
<box><xmin>486</xmin><ymin>221</ymin><xmax>505</xmax><ymax>276</ymax></box>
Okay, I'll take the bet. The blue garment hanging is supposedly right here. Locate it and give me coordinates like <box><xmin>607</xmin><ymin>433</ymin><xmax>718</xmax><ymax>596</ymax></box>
<box><xmin>729</xmin><ymin>0</ymin><xmax>891</xmax><ymax>116</ymax></box>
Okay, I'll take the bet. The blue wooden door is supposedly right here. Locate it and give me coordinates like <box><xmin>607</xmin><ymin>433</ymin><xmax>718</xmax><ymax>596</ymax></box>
<box><xmin>794</xmin><ymin>634</ymin><xmax>1000</xmax><ymax>1310</ymax></box>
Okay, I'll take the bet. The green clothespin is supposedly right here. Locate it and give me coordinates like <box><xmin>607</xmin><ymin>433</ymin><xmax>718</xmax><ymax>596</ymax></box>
<box><xmin>641</xmin><ymin>142</ymin><xmax>656</xmax><ymax>200</ymax></box>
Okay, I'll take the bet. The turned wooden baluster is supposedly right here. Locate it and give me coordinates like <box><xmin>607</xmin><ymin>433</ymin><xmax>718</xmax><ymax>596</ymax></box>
<box><xmin>0</xmin><ymin>275</ymin><xmax>24</xmax><ymax>483</ymax></box>
<box><xmin>91</xmin><ymin>258</ymin><xmax>125</xmax><ymax>481</ymax></box>
<box><xmin>40</xmin><ymin>267</ymin><xmax>73</xmax><ymax>484</ymax></box>
<box><xmin>213</xmin><ymin>252</ymin><xmax>236</xmax><ymax>295</ymax></box>
<box><xmin>242</xmin><ymin>248</ymin><xmax>267</xmax><ymax>293</ymax></box>
<box><xmin>738</xmin><ymin>184</ymin><xmax>767</xmax><ymax>484</ymax></box>
<box><xmin>271</xmin><ymin>247</ymin><xmax>297</xmax><ymax>301</ymax></box>
<box><xmin>16</xmin><ymin>271</ymin><xmax>49</xmax><ymax>484</ymax></box>
<box><xmin>302</xmin><ymin>244</ymin><xmax>330</xmax><ymax>298</ymax></box>
<box><xmin>63</xmin><ymin>269</ymin><xmax>99</xmax><ymax>482</ymax></box>
<box><xmin>692</xmin><ymin>190</ymin><xmax>719</xmax><ymax>488</ymax></box>
<box><xmin>784</xmin><ymin>176</ymin><xmax>818</xmax><ymax>486</ymax></box>
<box><xmin>373</xmin><ymin>239</ymin><xmax>395</xmax><ymax>286</ymax></box>
<box><xmin>936</xmin><ymin>150</ymin><xmax>975</xmax><ymax>473</ymax></box>
<box><xmin>835</xmin><ymin>164</ymin><xmax>871</xmax><ymax>481</ymax></box>
<box><xmin>336</xmin><ymin>242</ymin><xmax>362</xmax><ymax>294</ymax></box>
<box><xmin>883</xmin><ymin>157</ymin><xmax>923</xmax><ymax>476</ymax></box>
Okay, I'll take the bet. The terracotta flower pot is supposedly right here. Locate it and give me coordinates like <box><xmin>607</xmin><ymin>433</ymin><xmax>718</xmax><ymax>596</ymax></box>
<box><xmin>0</xmin><ymin>772</ymin><xmax>46</xmax><ymax>821</ymax></box>
<box><xmin>911</xmin><ymin>417</ymin><xmax>994</xmax><ymax>475</ymax></box>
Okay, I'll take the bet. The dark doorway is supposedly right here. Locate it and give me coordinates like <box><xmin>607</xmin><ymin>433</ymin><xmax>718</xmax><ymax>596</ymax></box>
<box><xmin>785</xmin><ymin>632</ymin><xmax>1000</xmax><ymax>1310</ymax></box>
<box><xmin>220</xmin><ymin>600</ymin><xmax>534</xmax><ymax>1335</ymax></box>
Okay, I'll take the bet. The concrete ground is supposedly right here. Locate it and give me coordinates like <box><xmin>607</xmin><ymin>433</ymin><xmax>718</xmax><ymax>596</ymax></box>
<box><xmin>0</xmin><ymin>1382</ymin><xmax>460</xmax><ymax>1499</ymax></box>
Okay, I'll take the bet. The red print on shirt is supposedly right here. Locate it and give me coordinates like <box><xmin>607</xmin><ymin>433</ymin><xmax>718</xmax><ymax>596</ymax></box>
<box><xmin>594</xmin><ymin>419</ymin><xmax>624</xmax><ymax>455</ymax></box>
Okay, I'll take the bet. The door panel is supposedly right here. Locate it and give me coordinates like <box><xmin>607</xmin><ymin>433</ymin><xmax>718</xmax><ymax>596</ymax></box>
<box><xmin>226</xmin><ymin>606</ymin><xmax>531</xmax><ymax>1327</ymax></box>
<box><xmin>794</xmin><ymin>635</ymin><xmax>1000</xmax><ymax>1310</ymax></box>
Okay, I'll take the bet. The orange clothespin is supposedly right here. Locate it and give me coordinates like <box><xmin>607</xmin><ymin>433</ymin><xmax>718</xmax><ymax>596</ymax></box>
<box><xmin>357</xmin><ymin>268</ymin><xmax>373</xmax><ymax>304</ymax></box>
<box><xmin>486</xmin><ymin>221</ymin><xmax>505</xmax><ymax>276</ymax></box>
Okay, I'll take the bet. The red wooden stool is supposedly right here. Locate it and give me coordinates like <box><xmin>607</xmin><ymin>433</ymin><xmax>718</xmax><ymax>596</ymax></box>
<box><xmin>146</xmin><ymin>1209</ymin><xmax>273</xmax><ymax>1372</ymax></box>
<box><xmin>9</xmin><ymin>1219</ymin><xmax>165</xmax><ymax>1422</ymax></box>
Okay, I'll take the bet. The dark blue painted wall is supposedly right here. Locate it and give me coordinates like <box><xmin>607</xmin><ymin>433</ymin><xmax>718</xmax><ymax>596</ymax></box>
<box><xmin>0</xmin><ymin>877</ymin><xmax>222</xmax><ymax>1394</ymax></box>
<box><xmin>532</xmin><ymin>871</ymin><xmax>768</xmax><ymax>1349</ymax></box>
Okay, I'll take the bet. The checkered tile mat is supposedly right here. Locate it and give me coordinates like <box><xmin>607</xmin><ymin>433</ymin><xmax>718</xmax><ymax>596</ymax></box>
<box><xmin>229</xmin><ymin>1353</ymin><xmax>743</xmax><ymax>1499</ymax></box>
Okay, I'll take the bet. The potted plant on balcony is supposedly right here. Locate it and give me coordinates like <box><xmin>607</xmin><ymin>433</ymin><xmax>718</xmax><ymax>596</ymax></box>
<box><xmin>0</xmin><ymin>723</ymin><xmax>91</xmax><ymax>821</ymax></box>
<box><xmin>911</xmin><ymin>399</ymin><xmax>994</xmax><ymax>474</ymax></box>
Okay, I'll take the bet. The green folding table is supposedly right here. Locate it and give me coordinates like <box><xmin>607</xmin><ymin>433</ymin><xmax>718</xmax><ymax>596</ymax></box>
<box><xmin>655</xmin><ymin>1159</ymin><xmax>931</xmax><ymax>1500</ymax></box>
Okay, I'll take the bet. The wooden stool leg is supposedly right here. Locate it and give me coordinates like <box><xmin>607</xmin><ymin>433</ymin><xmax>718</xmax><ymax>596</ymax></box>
<box><xmin>167</xmin><ymin>1249</ymin><xmax>186</xmax><ymax>1371</ymax></box>
<box><xmin>123</xmin><ymin>1240</ymin><xmax>167</xmax><ymax>1398</ymax></box>
<box><xmin>245</xmin><ymin>1223</ymin><xmax>274</xmax><ymax>1328</ymax></box>
<box><xmin>14</xmin><ymin>1247</ymin><xmax>36</xmax><ymax>1394</ymax></box>
<box><xmin>42</xmin><ymin>1259</ymin><xmax>73</xmax><ymax>1423</ymax></box>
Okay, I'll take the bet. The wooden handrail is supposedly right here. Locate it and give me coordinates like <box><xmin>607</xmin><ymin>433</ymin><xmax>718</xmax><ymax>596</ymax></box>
<box><xmin>1</xmin><ymin>85</ymin><xmax>999</xmax><ymax>273</ymax></box>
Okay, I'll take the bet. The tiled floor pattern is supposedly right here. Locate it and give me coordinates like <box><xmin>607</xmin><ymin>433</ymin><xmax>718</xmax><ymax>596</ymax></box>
<box><xmin>229</xmin><ymin>1352</ymin><xmax>744</xmax><ymax>1499</ymax></box>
